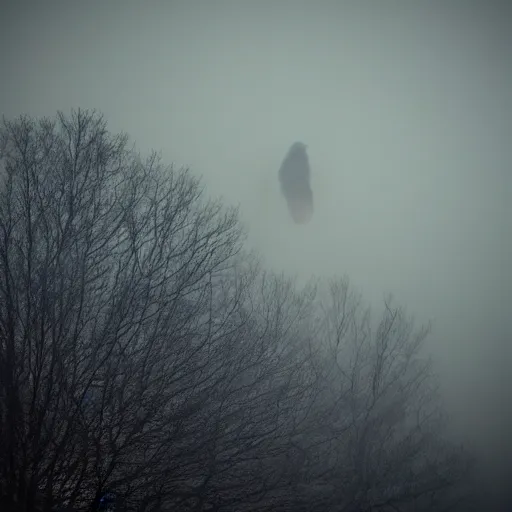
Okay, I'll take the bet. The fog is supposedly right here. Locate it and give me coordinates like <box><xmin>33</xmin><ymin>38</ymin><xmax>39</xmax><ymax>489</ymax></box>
<box><xmin>1</xmin><ymin>0</ymin><xmax>510</xmax><ymax>500</ymax></box>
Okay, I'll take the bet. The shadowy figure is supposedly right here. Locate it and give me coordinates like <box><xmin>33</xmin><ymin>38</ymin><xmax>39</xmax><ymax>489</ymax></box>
<box><xmin>278</xmin><ymin>142</ymin><xmax>313</xmax><ymax>224</ymax></box>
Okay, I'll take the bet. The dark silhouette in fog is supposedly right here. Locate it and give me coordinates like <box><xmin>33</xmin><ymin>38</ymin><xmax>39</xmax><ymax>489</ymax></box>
<box><xmin>278</xmin><ymin>141</ymin><xmax>313</xmax><ymax>224</ymax></box>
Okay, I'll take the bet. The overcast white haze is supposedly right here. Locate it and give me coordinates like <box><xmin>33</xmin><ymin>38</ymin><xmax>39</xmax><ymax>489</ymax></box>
<box><xmin>1</xmin><ymin>0</ymin><xmax>511</xmax><ymax>491</ymax></box>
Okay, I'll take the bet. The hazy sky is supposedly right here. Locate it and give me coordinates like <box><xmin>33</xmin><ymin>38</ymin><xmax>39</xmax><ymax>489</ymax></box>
<box><xmin>1</xmin><ymin>0</ymin><xmax>511</xmax><ymax>471</ymax></box>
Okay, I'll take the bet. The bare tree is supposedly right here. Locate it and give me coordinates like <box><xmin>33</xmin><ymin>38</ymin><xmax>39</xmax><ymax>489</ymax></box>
<box><xmin>0</xmin><ymin>110</ymin><xmax>477</xmax><ymax>512</ymax></box>
<box><xmin>0</xmin><ymin>110</ymin><xmax>246</xmax><ymax>511</ymax></box>
<box><xmin>289</xmin><ymin>277</ymin><xmax>476</xmax><ymax>512</ymax></box>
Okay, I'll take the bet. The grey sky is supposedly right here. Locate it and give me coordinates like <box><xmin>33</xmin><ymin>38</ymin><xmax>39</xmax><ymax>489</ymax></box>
<box><xmin>1</xmin><ymin>0</ymin><xmax>511</xmax><ymax>475</ymax></box>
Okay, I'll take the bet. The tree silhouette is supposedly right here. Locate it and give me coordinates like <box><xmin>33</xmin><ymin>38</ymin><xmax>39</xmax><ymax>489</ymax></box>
<box><xmin>0</xmin><ymin>111</ymin><xmax>479</xmax><ymax>512</ymax></box>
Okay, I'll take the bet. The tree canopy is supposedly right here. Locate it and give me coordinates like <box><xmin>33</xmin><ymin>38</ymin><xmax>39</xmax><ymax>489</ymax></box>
<box><xmin>0</xmin><ymin>110</ymin><xmax>479</xmax><ymax>512</ymax></box>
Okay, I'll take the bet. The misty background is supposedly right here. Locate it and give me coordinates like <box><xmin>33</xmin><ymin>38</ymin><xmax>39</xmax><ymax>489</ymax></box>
<box><xmin>1</xmin><ymin>0</ymin><xmax>510</xmax><ymax>490</ymax></box>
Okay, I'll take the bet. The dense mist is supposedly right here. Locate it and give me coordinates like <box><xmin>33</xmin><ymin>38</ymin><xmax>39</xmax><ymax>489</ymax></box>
<box><xmin>1</xmin><ymin>1</ymin><xmax>510</xmax><ymax>510</ymax></box>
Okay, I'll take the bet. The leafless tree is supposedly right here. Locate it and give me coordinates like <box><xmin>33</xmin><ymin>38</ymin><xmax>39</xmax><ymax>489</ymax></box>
<box><xmin>0</xmin><ymin>110</ymin><xmax>249</xmax><ymax>511</ymax></box>
<box><xmin>287</xmin><ymin>277</ymin><xmax>476</xmax><ymax>512</ymax></box>
<box><xmin>0</xmin><ymin>110</ymin><xmax>477</xmax><ymax>512</ymax></box>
